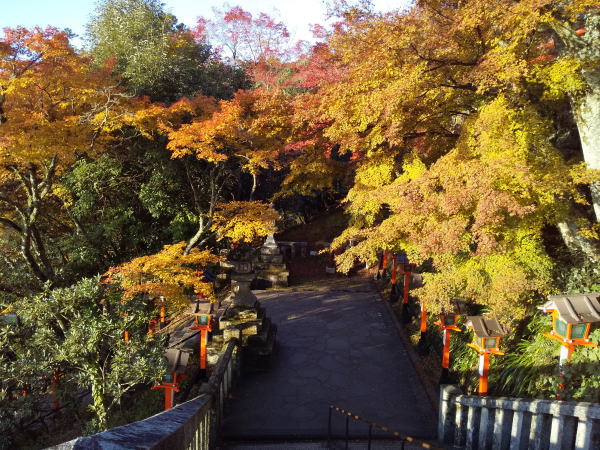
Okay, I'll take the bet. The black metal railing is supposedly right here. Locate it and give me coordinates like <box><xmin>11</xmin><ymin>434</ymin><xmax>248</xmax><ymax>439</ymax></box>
<box><xmin>327</xmin><ymin>405</ymin><xmax>442</xmax><ymax>449</ymax></box>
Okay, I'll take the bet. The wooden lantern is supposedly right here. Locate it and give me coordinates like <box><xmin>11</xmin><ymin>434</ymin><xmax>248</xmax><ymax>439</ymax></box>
<box><xmin>540</xmin><ymin>293</ymin><xmax>600</xmax><ymax>362</ymax></box>
<box><xmin>466</xmin><ymin>316</ymin><xmax>507</xmax><ymax>396</ymax></box>
<box><xmin>190</xmin><ymin>301</ymin><xmax>214</xmax><ymax>371</ymax></box>
<box><xmin>152</xmin><ymin>349</ymin><xmax>191</xmax><ymax>410</ymax></box>
<box><xmin>435</xmin><ymin>309</ymin><xmax>462</xmax><ymax>382</ymax></box>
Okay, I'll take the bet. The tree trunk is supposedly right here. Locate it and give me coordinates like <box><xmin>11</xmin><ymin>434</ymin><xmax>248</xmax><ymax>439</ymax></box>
<box><xmin>90</xmin><ymin>376</ymin><xmax>108</xmax><ymax>431</ymax></box>
<box><xmin>557</xmin><ymin>218</ymin><xmax>600</xmax><ymax>263</ymax></box>
<box><xmin>572</xmin><ymin>86</ymin><xmax>600</xmax><ymax>222</ymax></box>
<box><xmin>249</xmin><ymin>172</ymin><xmax>258</xmax><ymax>201</ymax></box>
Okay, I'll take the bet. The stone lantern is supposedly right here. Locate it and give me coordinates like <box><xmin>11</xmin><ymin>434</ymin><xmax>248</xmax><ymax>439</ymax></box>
<box><xmin>221</xmin><ymin>246</ymin><xmax>258</xmax><ymax>308</ymax></box>
<box><xmin>466</xmin><ymin>316</ymin><xmax>507</xmax><ymax>396</ymax></box>
<box><xmin>540</xmin><ymin>293</ymin><xmax>600</xmax><ymax>363</ymax></box>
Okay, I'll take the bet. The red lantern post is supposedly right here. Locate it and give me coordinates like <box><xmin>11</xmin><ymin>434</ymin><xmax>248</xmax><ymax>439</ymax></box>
<box><xmin>152</xmin><ymin>349</ymin><xmax>191</xmax><ymax>410</ymax></box>
<box><xmin>389</xmin><ymin>255</ymin><xmax>399</xmax><ymax>303</ymax></box>
<box><xmin>466</xmin><ymin>316</ymin><xmax>507</xmax><ymax>396</ymax></box>
<box><xmin>151</xmin><ymin>373</ymin><xmax>182</xmax><ymax>410</ymax></box>
<box><xmin>539</xmin><ymin>294</ymin><xmax>600</xmax><ymax>398</ymax></box>
<box><xmin>191</xmin><ymin>313</ymin><xmax>213</xmax><ymax>370</ymax></box>
<box><xmin>401</xmin><ymin>263</ymin><xmax>415</xmax><ymax>323</ymax></box>
<box><xmin>435</xmin><ymin>313</ymin><xmax>461</xmax><ymax>383</ymax></box>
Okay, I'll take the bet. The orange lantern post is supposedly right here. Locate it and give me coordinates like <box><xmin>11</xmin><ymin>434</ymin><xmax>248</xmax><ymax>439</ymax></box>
<box><xmin>152</xmin><ymin>349</ymin><xmax>191</xmax><ymax>411</ymax></box>
<box><xmin>382</xmin><ymin>250</ymin><xmax>390</xmax><ymax>280</ymax></box>
<box><xmin>389</xmin><ymin>255</ymin><xmax>399</xmax><ymax>303</ymax></box>
<box><xmin>152</xmin><ymin>372</ymin><xmax>182</xmax><ymax>410</ymax></box>
<box><xmin>435</xmin><ymin>313</ymin><xmax>461</xmax><ymax>383</ymax></box>
<box><xmin>401</xmin><ymin>263</ymin><xmax>416</xmax><ymax>323</ymax></box>
<box><xmin>159</xmin><ymin>306</ymin><xmax>166</xmax><ymax>330</ymax></box>
<box><xmin>539</xmin><ymin>293</ymin><xmax>600</xmax><ymax>398</ymax></box>
<box><xmin>50</xmin><ymin>370</ymin><xmax>61</xmax><ymax>411</ymax></box>
<box><xmin>191</xmin><ymin>313</ymin><xmax>213</xmax><ymax>371</ymax></box>
<box><xmin>466</xmin><ymin>316</ymin><xmax>507</xmax><ymax>396</ymax></box>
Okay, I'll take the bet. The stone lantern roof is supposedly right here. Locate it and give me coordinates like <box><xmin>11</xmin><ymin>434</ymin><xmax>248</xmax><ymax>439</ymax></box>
<box><xmin>541</xmin><ymin>293</ymin><xmax>600</xmax><ymax>324</ymax></box>
<box><xmin>466</xmin><ymin>316</ymin><xmax>508</xmax><ymax>338</ymax></box>
<box><xmin>165</xmin><ymin>348</ymin><xmax>191</xmax><ymax>374</ymax></box>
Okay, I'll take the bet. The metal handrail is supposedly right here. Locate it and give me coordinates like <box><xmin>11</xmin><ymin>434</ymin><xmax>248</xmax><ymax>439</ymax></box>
<box><xmin>327</xmin><ymin>405</ymin><xmax>442</xmax><ymax>450</ymax></box>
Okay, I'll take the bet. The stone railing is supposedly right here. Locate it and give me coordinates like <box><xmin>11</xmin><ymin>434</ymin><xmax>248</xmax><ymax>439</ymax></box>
<box><xmin>438</xmin><ymin>385</ymin><xmax>600</xmax><ymax>450</ymax></box>
<box><xmin>53</xmin><ymin>340</ymin><xmax>240</xmax><ymax>450</ymax></box>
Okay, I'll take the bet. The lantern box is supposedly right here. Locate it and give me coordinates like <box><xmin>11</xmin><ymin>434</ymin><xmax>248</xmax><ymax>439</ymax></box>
<box><xmin>193</xmin><ymin>313</ymin><xmax>211</xmax><ymax>326</ymax></box>
<box><xmin>162</xmin><ymin>373</ymin><xmax>174</xmax><ymax>384</ymax></box>
<box><xmin>540</xmin><ymin>293</ymin><xmax>600</xmax><ymax>344</ymax></box>
<box><xmin>436</xmin><ymin>313</ymin><xmax>461</xmax><ymax>331</ymax></box>
<box><xmin>466</xmin><ymin>316</ymin><xmax>507</xmax><ymax>354</ymax></box>
<box><xmin>401</xmin><ymin>263</ymin><xmax>416</xmax><ymax>273</ymax></box>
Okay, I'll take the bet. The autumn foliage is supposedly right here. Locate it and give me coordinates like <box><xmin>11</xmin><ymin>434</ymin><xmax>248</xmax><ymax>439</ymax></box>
<box><xmin>104</xmin><ymin>242</ymin><xmax>218</xmax><ymax>307</ymax></box>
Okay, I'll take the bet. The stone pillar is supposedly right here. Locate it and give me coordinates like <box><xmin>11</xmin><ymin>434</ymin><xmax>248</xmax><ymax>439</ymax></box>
<box><xmin>439</xmin><ymin>385</ymin><xmax>462</xmax><ymax>445</ymax></box>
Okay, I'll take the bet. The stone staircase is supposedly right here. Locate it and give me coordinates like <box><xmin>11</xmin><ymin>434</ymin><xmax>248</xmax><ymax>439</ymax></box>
<box><xmin>220</xmin><ymin>440</ymin><xmax>441</xmax><ymax>449</ymax></box>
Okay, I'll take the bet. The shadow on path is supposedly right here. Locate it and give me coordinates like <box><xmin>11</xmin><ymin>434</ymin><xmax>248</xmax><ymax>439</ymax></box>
<box><xmin>221</xmin><ymin>279</ymin><xmax>437</xmax><ymax>440</ymax></box>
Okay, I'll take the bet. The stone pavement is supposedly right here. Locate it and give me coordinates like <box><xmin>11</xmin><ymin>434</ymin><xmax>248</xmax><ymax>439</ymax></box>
<box><xmin>221</xmin><ymin>278</ymin><xmax>437</xmax><ymax>441</ymax></box>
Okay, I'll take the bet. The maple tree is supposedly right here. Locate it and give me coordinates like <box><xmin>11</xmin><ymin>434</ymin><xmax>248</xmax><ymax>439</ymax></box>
<box><xmin>104</xmin><ymin>242</ymin><xmax>218</xmax><ymax>308</ymax></box>
<box><xmin>210</xmin><ymin>201</ymin><xmax>278</xmax><ymax>243</ymax></box>
<box><xmin>157</xmin><ymin>88</ymin><xmax>294</xmax><ymax>252</ymax></box>
<box><xmin>0</xmin><ymin>27</ymin><xmax>130</xmax><ymax>285</ymax></box>
<box><xmin>195</xmin><ymin>6</ymin><xmax>292</xmax><ymax>65</ymax></box>
<box><xmin>278</xmin><ymin>1</ymin><xmax>600</xmax><ymax>317</ymax></box>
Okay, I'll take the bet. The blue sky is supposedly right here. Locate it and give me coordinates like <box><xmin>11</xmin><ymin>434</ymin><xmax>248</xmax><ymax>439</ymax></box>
<box><xmin>1</xmin><ymin>0</ymin><xmax>408</xmax><ymax>46</ymax></box>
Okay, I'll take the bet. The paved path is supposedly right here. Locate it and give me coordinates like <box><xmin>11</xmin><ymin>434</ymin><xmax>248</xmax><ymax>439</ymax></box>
<box><xmin>221</xmin><ymin>279</ymin><xmax>437</xmax><ymax>441</ymax></box>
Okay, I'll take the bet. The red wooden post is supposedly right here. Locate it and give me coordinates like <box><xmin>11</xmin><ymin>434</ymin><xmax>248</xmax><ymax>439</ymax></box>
<box><xmin>478</xmin><ymin>352</ymin><xmax>490</xmax><ymax>396</ymax></box>
<box><xmin>191</xmin><ymin>314</ymin><xmax>212</xmax><ymax>370</ymax></box>
<box><xmin>436</xmin><ymin>314</ymin><xmax>461</xmax><ymax>383</ymax></box>
<box><xmin>389</xmin><ymin>255</ymin><xmax>399</xmax><ymax>303</ymax></box>
<box><xmin>420</xmin><ymin>302</ymin><xmax>427</xmax><ymax>333</ymax></box>
<box><xmin>124</xmin><ymin>330</ymin><xmax>130</xmax><ymax>342</ymax></box>
<box><xmin>403</xmin><ymin>270</ymin><xmax>410</xmax><ymax>305</ymax></box>
<box><xmin>442</xmin><ymin>328</ymin><xmax>451</xmax><ymax>369</ymax></box>
<box><xmin>151</xmin><ymin>373</ymin><xmax>182</xmax><ymax>410</ymax></box>
<box><xmin>51</xmin><ymin>371</ymin><xmax>60</xmax><ymax>411</ymax></box>
<box><xmin>160</xmin><ymin>306</ymin><xmax>166</xmax><ymax>329</ymax></box>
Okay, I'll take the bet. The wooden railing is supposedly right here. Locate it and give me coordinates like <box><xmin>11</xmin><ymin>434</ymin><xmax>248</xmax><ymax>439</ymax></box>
<box><xmin>438</xmin><ymin>385</ymin><xmax>600</xmax><ymax>450</ymax></box>
<box><xmin>53</xmin><ymin>340</ymin><xmax>240</xmax><ymax>450</ymax></box>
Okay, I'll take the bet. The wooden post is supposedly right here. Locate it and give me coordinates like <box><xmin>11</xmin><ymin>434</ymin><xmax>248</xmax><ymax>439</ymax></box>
<box><xmin>152</xmin><ymin>373</ymin><xmax>181</xmax><ymax>411</ymax></box>
<box><xmin>124</xmin><ymin>330</ymin><xmax>129</xmax><ymax>342</ymax></box>
<box><xmin>389</xmin><ymin>256</ymin><xmax>399</xmax><ymax>303</ymax></box>
<box><xmin>160</xmin><ymin>306</ymin><xmax>166</xmax><ymax>330</ymax></box>
<box><xmin>478</xmin><ymin>353</ymin><xmax>490</xmax><ymax>396</ymax></box>
<box><xmin>442</xmin><ymin>329</ymin><xmax>451</xmax><ymax>369</ymax></box>
<box><xmin>403</xmin><ymin>271</ymin><xmax>410</xmax><ymax>304</ymax></box>
<box><xmin>51</xmin><ymin>371</ymin><xmax>59</xmax><ymax>411</ymax></box>
<box><xmin>200</xmin><ymin>328</ymin><xmax>208</xmax><ymax>370</ymax></box>
<box><xmin>401</xmin><ymin>268</ymin><xmax>411</xmax><ymax>323</ymax></box>
<box><xmin>557</xmin><ymin>344</ymin><xmax>573</xmax><ymax>398</ymax></box>
<box><xmin>420</xmin><ymin>302</ymin><xmax>427</xmax><ymax>333</ymax></box>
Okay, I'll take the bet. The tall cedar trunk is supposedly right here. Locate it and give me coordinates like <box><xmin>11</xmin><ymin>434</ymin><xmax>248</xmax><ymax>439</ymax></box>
<box><xmin>557</xmin><ymin>218</ymin><xmax>600</xmax><ymax>263</ymax></box>
<box><xmin>573</xmin><ymin>86</ymin><xmax>600</xmax><ymax>221</ymax></box>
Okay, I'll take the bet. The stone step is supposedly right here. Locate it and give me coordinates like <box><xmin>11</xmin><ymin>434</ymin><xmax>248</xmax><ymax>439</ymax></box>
<box><xmin>220</xmin><ymin>440</ymin><xmax>441</xmax><ymax>449</ymax></box>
